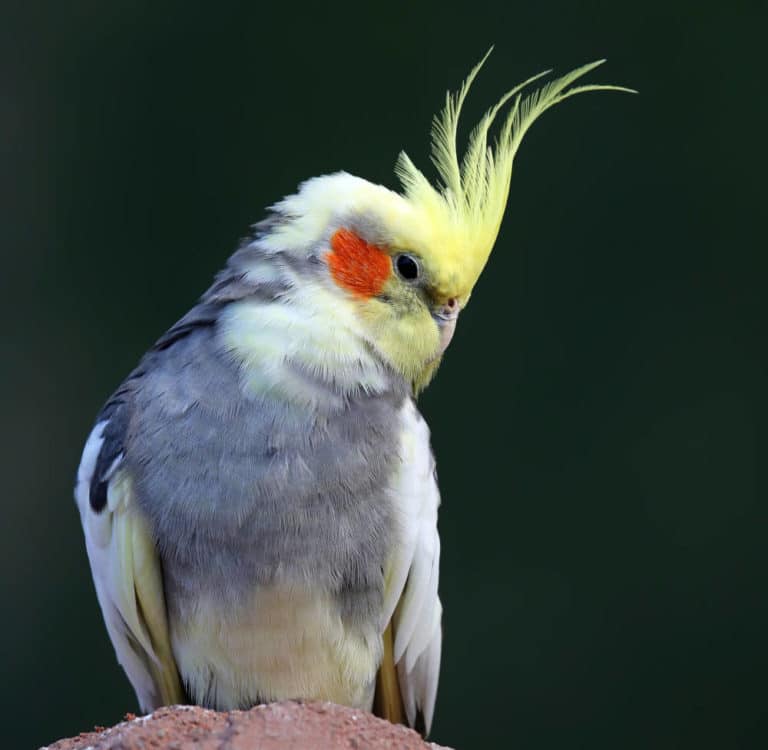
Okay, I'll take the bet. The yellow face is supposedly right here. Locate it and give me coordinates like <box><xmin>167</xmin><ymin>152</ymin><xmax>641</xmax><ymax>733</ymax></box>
<box><xmin>261</xmin><ymin>175</ymin><xmax>478</xmax><ymax>390</ymax></box>
<box><xmin>323</xmin><ymin>198</ymin><xmax>467</xmax><ymax>390</ymax></box>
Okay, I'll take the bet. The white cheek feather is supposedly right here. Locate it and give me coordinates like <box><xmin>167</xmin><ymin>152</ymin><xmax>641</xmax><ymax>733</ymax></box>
<box><xmin>219</xmin><ymin>285</ymin><xmax>391</xmax><ymax>408</ymax></box>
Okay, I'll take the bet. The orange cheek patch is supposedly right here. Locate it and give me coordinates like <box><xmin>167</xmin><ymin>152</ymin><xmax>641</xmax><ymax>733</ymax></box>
<box><xmin>326</xmin><ymin>228</ymin><xmax>391</xmax><ymax>299</ymax></box>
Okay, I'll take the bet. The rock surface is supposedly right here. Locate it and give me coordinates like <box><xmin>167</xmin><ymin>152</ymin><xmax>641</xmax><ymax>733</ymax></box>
<box><xmin>42</xmin><ymin>701</ymin><xmax>451</xmax><ymax>750</ymax></box>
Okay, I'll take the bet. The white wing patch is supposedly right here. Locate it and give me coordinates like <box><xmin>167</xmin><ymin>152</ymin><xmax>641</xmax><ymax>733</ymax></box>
<box><xmin>384</xmin><ymin>400</ymin><xmax>443</xmax><ymax>733</ymax></box>
<box><xmin>75</xmin><ymin>421</ymin><xmax>182</xmax><ymax>712</ymax></box>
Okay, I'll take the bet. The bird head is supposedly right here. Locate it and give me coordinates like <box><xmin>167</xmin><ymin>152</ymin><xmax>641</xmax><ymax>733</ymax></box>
<box><xmin>255</xmin><ymin>54</ymin><xmax>632</xmax><ymax>393</ymax></box>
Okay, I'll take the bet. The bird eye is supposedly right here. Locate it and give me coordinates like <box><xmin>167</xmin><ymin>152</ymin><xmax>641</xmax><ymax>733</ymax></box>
<box><xmin>394</xmin><ymin>253</ymin><xmax>420</xmax><ymax>282</ymax></box>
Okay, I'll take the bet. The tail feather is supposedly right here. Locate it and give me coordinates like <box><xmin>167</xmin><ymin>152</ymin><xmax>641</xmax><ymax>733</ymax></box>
<box><xmin>373</xmin><ymin>622</ymin><xmax>405</xmax><ymax>727</ymax></box>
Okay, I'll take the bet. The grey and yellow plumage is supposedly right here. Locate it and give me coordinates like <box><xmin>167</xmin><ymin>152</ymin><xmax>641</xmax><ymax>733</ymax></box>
<box><xmin>75</xmin><ymin>54</ymin><xmax>630</xmax><ymax>735</ymax></box>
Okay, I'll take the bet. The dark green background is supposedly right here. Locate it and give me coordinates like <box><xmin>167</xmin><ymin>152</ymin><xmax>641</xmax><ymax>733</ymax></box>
<box><xmin>2</xmin><ymin>1</ymin><xmax>766</xmax><ymax>748</ymax></box>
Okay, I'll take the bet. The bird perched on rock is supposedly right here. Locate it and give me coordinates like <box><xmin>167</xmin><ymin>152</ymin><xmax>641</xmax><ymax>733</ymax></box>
<box><xmin>75</xmin><ymin>52</ymin><xmax>630</xmax><ymax>736</ymax></box>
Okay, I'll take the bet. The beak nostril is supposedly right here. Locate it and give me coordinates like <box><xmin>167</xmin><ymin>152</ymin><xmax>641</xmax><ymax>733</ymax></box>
<box><xmin>433</xmin><ymin>297</ymin><xmax>460</xmax><ymax>325</ymax></box>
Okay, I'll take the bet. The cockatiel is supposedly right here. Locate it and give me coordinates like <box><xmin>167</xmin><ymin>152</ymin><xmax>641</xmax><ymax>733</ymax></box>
<box><xmin>74</xmin><ymin>53</ymin><xmax>630</xmax><ymax>735</ymax></box>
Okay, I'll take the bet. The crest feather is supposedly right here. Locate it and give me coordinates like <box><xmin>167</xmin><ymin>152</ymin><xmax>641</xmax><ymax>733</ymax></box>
<box><xmin>395</xmin><ymin>52</ymin><xmax>634</xmax><ymax>296</ymax></box>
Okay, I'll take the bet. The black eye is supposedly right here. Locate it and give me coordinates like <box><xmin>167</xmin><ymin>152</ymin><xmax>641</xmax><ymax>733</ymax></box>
<box><xmin>394</xmin><ymin>253</ymin><xmax>420</xmax><ymax>282</ymax></box>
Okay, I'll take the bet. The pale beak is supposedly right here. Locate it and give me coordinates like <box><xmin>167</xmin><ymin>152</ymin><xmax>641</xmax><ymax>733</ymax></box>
<box><xmin>432</xmin><ymin>297</ymin><xmax>460</xmax><ymax>356</ymax></box>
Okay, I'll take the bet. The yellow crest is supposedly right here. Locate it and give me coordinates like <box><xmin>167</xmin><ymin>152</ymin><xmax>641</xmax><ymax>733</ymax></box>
<box><xmin>395</xmin><ymin>51</ymin><xmax>634</xmax><ymax>299</ymax></box>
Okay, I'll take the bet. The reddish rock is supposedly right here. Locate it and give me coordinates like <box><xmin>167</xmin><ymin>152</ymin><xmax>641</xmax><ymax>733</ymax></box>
<box><xmin>42</xmin><ymin>701</ymin><xmax>452</xmax><ymax>750</ymax></box>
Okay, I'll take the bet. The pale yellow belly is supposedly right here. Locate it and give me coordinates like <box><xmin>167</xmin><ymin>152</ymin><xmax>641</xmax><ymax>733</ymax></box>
<box><xmin>169</xmin><ymin>583</ymin><xmax>382</xmax><ymax>711</ymax></box>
